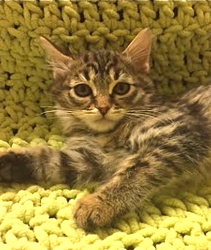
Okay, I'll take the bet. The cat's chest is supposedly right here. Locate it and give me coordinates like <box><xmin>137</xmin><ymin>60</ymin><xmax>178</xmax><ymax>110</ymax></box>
<box><xmin>94</xmin><ymin>135</ymin><xmax>114</xmax><ymax>151</ymax></box>
<box><xmin>93</xmin><ymin>129</ymin><xmax>126</xmax><ymax>152</ymax></box>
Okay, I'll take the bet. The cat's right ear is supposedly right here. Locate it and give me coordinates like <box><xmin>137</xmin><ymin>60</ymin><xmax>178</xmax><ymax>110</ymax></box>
<box><xmin>40</xmin><ymin>37</ymin><xmax>73</xmax><ymax>79</ymax></box>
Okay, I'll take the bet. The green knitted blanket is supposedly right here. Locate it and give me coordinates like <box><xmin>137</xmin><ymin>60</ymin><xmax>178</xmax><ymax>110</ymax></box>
<box><xmin>1</xmin><ymin>1</ymin><xmax>211</xmax><ymax>250</ymax></box>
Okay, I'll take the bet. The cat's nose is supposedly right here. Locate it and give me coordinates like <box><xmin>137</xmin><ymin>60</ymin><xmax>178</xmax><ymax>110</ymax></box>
<box><xmin>95</xmin><ymin>95</ymin><xmax>111</xmax><ymax>116</ymax></box>
<box><xmin>98</xmin><ymin>107</ymin><xmax>110</xmax><ymax>116</ymax></box>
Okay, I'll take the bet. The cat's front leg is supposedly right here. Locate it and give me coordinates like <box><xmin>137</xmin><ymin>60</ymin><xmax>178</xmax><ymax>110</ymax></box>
<box><xmin>73</xmin><ymin>151</ymin><xmax>184</xmax><ymax>229</ymax></box>
<box><xmin>0</xmin><ymin>138</ymin><xmax>109</xmax><ymax>186</ymax></box>
<box><xmin>0</xmin><ymin>147</ymin><xmax>68</xmax><ymax>183</ymax></box>
<box><xmin>73</xmin><ymin>154</ymin><xmax>141</xmax><ymax>229</ymax></box>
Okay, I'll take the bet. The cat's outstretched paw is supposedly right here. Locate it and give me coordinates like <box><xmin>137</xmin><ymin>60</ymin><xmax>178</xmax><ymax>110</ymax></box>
<box><xmin>73</xmin><ymin>193</ymin><xmax>116</xmax><ymax>229</ymax></box>
<box><xmin>0</xmin><ymin>151</ymin><xmax>19</xmax><ymax>181</ymax></box>
<box><xmin>0</xmin><ymin>150</ymin><xmax>32</xmax><ymax>182</ymax></box>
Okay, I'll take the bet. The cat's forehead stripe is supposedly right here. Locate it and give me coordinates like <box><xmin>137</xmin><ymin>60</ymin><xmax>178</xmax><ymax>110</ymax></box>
<box><xmin>82</xmin><ymin>50</ymin><xmax>120</xmax><ymax>75</ymax></box>
<box><xmin>78</xmin><ymin>73</ymin><xmax>87</xmax><ymax>82</ymax></box>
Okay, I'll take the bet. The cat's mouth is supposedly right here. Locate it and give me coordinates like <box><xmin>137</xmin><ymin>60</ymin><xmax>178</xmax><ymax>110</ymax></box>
<box><xmin>96</xmin><ymin>116</ymin><xmax>111</xmax><ymax>122</ymax></box>
<box><xmin>83</xmin><ymin>115</ymin><xmax>119</xmax><ymax>133</ymax></box>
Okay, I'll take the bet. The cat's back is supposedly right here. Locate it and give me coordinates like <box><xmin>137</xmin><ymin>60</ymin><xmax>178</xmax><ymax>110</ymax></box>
<box><xmin>122</xmin><ymin>84</ymin><xmax>211</xmax><ymax>149</ymax></box>
<box><xmin>181</xmin><ymin>84</ymin><xmax>211</xmax><ymax>108</ymax></box>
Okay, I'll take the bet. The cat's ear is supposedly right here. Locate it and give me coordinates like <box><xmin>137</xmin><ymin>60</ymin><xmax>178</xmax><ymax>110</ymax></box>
<box><xmin>40</xmin><ymin>37</ymin><xmax>73</xmax><ymax>79</ymax></box>
<box><xmin>122</xmin><ymin>28</ymin><xmax>153</xmax><ymax>74</ymax></box>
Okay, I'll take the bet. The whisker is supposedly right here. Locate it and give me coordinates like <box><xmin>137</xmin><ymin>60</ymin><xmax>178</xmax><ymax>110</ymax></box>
<box><xmin>40</xmin><ymin>105</ymin><xmax>57</xmax><ymax>108</ymax></box>
<box><xmin>40</xmin><ymin>110</ymin><xmax>58</xmax><ymax>115</ymax></box>
<box><xmin>125</xmin><ymin>108</ymin><xmax>175</xmax><ymax>125</ymax></box>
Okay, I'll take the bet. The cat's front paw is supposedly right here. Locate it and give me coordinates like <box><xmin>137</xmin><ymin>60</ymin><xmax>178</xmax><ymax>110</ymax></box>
<box><xmin>0</xmin><ymin>150</ymin><xmax>32</xmax><ymax>182</ymax></box>
<box><xmin>0</xmin><ymin>151</ymin><xmax>17</xmax><ymax>181</ymax></box>
<box><xmin>73</xmin><ymin>193</ymin><xmax>116</xmax><ymax>229</ymax></box>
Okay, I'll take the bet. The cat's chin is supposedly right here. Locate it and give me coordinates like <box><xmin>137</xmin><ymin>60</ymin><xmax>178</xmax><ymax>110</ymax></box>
<box><xmin>84</xmin><ymin>118</ymin><xmax>118</xmax><ymax>133</ymax></box>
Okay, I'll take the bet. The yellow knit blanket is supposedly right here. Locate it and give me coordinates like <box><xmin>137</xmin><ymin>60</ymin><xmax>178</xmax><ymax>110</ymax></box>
<box><xmin>1</xmin><ymin>1</ymin><xmax>211</xmax><ymax>249</ymax></box>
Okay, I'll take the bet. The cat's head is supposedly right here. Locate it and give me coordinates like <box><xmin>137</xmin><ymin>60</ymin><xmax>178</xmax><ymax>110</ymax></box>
<box><xmin>40</xmin><ymin>28</ymin><xmax>154</xmax><ymax>134</ymax></box>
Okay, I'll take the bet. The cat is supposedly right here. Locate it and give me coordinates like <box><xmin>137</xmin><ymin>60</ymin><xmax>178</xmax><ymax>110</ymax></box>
<box><xmin>0</xmin><ymin>28</ymin><xmax>211</xmax><ymax>230</ymax></box>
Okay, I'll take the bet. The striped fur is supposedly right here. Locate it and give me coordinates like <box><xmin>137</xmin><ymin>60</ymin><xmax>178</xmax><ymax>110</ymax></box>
<box><xmin>0</xmin><ymin>29</ymin><xmax>211</xmax><ymax>229</ymax></box>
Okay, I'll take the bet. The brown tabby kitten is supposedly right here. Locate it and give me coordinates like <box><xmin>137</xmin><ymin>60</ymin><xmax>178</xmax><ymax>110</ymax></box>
<box><xmin>0</xmin><ymin>28</ymin><xmax>211</xmax><ymax>230</ymax></box>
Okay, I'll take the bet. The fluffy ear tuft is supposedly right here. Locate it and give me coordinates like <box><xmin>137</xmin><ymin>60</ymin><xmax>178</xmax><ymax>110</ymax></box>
<box><xmin>122</xmin><ymin>28</ymin><xmax>153</xmax><ymax>74</ymax></box>
<box><xmin>40</xmin><ymin>37</ymin><xmax>73</xmax><ymax>79</ymax></box>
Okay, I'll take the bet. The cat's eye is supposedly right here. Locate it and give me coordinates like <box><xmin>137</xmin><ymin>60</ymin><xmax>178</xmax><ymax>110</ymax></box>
<box><xmin>113</xmin><ymin>82</ymin><xmax>130</xmax><ymax>95</ymax></box>
<box><xmin>74</xmin><ymin>84</ymin><xmax>92</xmax><ymax>97</ymax></box>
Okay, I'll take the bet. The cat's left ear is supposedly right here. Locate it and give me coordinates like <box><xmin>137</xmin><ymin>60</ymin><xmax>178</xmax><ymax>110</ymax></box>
<box><xmin>122</xmin><ymin>28</ymin><xmax>153</xmax><ymax>74</ymax></box>
<box><xmin>40</xmin><ymin>37</ymin><xmax>73</xmax><ymax>79</ymax></box>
